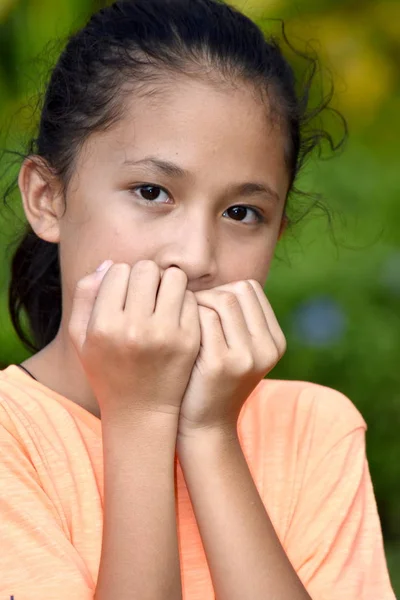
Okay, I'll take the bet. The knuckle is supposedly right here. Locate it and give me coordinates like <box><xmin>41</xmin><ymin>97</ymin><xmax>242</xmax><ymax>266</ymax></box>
<box><xmin>166</xmin><ymin>266</ymin><xmax>187</xmax><ymax>283</ymax></box>
<box><xmin>255</xmin><ymin>353</ymin><xmax>271</xmax><ymax>374</ymax></box>
<box><xmin>219</xmin><ymin>291</ymin><xmax>239</xmax><ymax>309</ymax></box>
<box><xmin>87</xmin><ymin>322</ymin><xmax>113</xmax><ymax>345</ymax></box>
<box><xmin>278</xmin><ymin>334</ymin><xmax>287</xmax><ymax>355</ymax></box>
<box><xmin>235</xmin><ymin>280</ymin><xmax>254</xmax><ymax>295</ymax></box>
<box><xmin>266</xmin><ymin>344</ymin><xmax>280</xmax><ymax>365</ymax></box>
<box><xmin>74</xmin><ymin>275</ymin><xmax>94</xmax><ymax>293</ymax></box>
<box><xmin>247</xmin><ymin>279</ymin><xmax>260</xmax><ymax>291</ymax></box>
<box><xmin>124</xmin><ymin>324</ymin><xmax>172</xmax><ymax>355</ymax></box>
<box><xmin>148</xmin><ymin>329</ymin><xmax>175</xmax><ymax>353</ymax></box>
<box><xmin>125</xmin><ymin>325</ymin><xmax>147</xmax><ymax>349</ymax></box>
<box><xmin>133</xmin><ymin>259</ymin><xmax>158</xmax><ymax>274</ymax></box>
<box><xmin>158</xmin><ymin>333</ymin><xmax>176</xmax><ymax>353</ymax></box>
<box><xmin>208</xmin><ymin>359</ymin><xmax>225</xmax><ymax>378</ymax></box>
<box><xmin>113</xmin><ymin>262</ymin><xmax>131</xmax><ymax>273</ymax></box>
<box><xmin>203</xmin><ymin>306</ymin><xmax>220</xmax><ymax>323</ymax></box>
<box><xmin>233</xmin><ymin>352</ymin><xmax>254</xmax><ymax>374</ymax></box>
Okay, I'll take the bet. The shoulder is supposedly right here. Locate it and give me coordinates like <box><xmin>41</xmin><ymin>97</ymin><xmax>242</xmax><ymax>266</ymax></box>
<box><xmin>0</xmin><ymin>365</ymin><xmax>101</xmax><ymax>455</ymax></box>
<box><xmin>240</xmin><ymin>377</ymin><xmax>366</xmax><ymax>429</ymax></box>
<box><xmin>238</xmin><ymin>378</ymin><xmax>367</xmax><ymax>454</ymax></box>
<box><xmin>0</xmin><ymin>366</ymin><xmax>102</xmax><ymax>515</ymax></box>
<box><xmin>0</xmin><ymin>365</ymin><xmax>57</xmax><ymax>436</ymax></box>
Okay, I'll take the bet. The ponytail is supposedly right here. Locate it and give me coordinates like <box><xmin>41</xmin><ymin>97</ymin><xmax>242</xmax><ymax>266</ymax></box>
<box><xmin>8</xmin><ymin>225</ymin><xmax>61</xmax><ymax>352</ymax></box>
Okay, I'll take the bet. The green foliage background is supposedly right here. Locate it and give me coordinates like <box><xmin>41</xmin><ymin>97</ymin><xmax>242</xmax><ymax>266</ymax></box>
<box><xmin>0</xmin><ymin>0</ymin><xmax>399</xmax><ymax>592</ymax></box>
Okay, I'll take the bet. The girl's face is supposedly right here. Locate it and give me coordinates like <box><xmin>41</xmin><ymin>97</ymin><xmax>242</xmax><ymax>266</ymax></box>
<box><xmin>51</xmin><ymin>78</ymin><xmax>289</xmax><ymax>318</ymax></box>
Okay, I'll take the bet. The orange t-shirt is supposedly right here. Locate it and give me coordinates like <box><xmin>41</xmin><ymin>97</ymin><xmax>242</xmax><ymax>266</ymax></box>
<box><xmin>0</xmin><ymin>364</ymin><xmax>395</xmax><ymax>599</ymax></box>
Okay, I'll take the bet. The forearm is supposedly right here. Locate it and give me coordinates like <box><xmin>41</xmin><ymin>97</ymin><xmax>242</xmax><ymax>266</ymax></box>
<box><xmin>95</xmin><ymin>411</ymin><xmax>182</xmax><ymax>600</ymax></box>
<box><xmin>177</xmin><ymin>429</ymin><xmax>311</xmax><ymax>600</ymax></box>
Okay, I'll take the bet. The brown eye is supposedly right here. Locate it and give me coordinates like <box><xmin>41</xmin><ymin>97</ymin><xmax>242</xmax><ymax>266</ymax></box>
<box><xmin>131</xmin><ymin>184</ymin><xmax>171</xmax><ymax>204</ymax></box>
<box><xmin>225</xmin><ymin>205</ymin><xmax>265</xmax><ymax>224</ymax></box>
<box><xmin>139</xmin><ymin>185</ymin><xmax>162</xmax><ymax>201</ymax></box>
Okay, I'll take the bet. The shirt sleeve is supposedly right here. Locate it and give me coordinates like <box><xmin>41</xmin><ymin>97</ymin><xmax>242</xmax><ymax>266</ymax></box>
<box><xmin>283</xmin><ymin>390</ymin><xmax>396</xmax><ymax>600</ymax></box>
<box><xmin>0</xmin><ymin>415</ymin><xmax>95</xmax><ymax>599</ymax></box>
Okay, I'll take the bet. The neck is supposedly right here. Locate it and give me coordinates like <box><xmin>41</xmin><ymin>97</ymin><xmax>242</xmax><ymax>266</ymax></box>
<box><xmin>23</xmin><ymin>328</ymin><xmax>101</xmax><ymax>419</ymax></box>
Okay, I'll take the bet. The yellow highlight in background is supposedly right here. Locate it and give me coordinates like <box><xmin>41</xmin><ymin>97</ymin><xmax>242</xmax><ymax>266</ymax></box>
<box><xmin>0</xmin><ymin>0</ymin><xmax>17</xmax><ymax>21</ymax></box>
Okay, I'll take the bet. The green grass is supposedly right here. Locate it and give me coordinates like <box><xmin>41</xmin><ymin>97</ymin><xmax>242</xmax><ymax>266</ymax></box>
<box><xmin>386</xmin><ymin>541</ymin><xmax>400</xmax><ymax>598</ymax></box>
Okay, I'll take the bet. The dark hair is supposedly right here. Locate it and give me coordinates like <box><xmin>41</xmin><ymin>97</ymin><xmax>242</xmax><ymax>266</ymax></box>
<box><xmin>1</xmin><ymin>0</ymin><xmax>346</xmax><ymax>353</ymax></box>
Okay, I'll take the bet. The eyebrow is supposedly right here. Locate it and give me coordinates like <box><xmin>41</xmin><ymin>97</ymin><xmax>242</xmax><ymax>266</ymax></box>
<box><xmin>122</xmin><ymin>156</ymin><xmax>280</xmax><ymax>205</ymax></box>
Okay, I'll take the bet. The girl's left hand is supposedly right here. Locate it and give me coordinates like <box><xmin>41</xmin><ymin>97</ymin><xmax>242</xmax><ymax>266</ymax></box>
<box><xmin>177</xmin><ymin>280</ymin><xmax>287</xmax><ymax>440</ymax></box>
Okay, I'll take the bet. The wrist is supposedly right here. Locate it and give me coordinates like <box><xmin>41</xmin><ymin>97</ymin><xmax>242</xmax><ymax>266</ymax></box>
<box><xmin>177</xmin><ymin>423</ymin><xmax>239</xmax><ymax>452</ymax></box>
<box><xmin>102</xmin><ymin>408</ymin><xmax>180</xmax><ymax>454</ymax></box>
<box><xmin>102</xmin><ymin>405</ymin><xmax>180</xmax><ymax>429</ymax></box>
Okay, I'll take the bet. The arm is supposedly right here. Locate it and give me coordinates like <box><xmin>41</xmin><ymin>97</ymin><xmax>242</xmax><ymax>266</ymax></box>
<box><xmin>95</xmin><ymin>411</ymin><xmax>182</xmax><ymax>600</ymax></box>
<box><xmin>177</xmin><ymin>429</ymin><xmax>311</xmax><ymax>600</ymax></box>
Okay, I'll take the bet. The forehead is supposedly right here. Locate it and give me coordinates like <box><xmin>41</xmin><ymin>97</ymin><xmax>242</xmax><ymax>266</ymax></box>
<box><xmin>78</xmin><ymin>77</ymin><xmax>288</xmax><ymax>196</ymax></box>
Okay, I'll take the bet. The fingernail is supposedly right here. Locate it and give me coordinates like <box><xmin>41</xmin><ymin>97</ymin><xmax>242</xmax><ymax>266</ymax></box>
<box><xmin>96</xmin><ymin>260</ymin><xmax>113</xmax><ymax>272</ymax></box>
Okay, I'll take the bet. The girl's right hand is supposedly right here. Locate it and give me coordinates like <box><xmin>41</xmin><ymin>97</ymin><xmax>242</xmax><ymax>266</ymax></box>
<box><xmin>68</xmin><ymin>260</ymin><xmax>201</xmax><ymax>421</ymax></box>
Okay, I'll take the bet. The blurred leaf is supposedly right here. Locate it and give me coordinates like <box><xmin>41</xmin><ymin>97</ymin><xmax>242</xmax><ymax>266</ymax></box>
<box><xmin>230</xmin><ymin>0</ymin><xmax>286</xmax><ymax>18</ymax></box>
<box><xmin>0</xmin><ymin>0</ymin><xmax>18</xmax><ymax>22</ymax></box>
<box><xmin>367</xmin><ymin>1</ymin><xmax>400</xmax><ymax>45</ymax></box>
<box><xmin>285</xmin><ymin>11</ymin><xmax>396</xmax><ymax>122</ymax></box>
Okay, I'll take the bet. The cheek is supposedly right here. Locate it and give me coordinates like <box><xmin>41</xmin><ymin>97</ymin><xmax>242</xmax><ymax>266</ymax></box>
<box><xmin>220</xmin><ymin>241</ymin><xmax>275</xmax><ymax>287</ymax></box>
<box><xmin>59</xmin><ymin>215</ymin><xmax>145</xmax><ymax>294</ymax></box>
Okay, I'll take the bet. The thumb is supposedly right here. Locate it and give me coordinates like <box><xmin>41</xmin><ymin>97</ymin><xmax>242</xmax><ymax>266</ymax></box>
<box><xmin>68</xmin><ymin>260</ymin><xmax>114</xmax><ymax>353</ymax></box>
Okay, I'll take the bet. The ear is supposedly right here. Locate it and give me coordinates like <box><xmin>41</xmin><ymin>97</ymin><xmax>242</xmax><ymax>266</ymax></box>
<box><xmin>277</xmin><ymin>213</ymin><xmax>288</xmax><ymax>241</ymax></box>
<box><xmin>18</xmin><ymin>156</ymin><xmax>63</xmax><ymax>244</ymax></box>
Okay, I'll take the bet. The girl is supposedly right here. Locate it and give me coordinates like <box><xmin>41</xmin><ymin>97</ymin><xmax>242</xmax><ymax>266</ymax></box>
<box><xmin>0</xmin><ymin>0</ymin><xmax>395</xmax><ymax>598</ymax></box>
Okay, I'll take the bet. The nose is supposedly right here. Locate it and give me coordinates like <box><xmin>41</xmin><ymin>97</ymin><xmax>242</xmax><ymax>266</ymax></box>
<box><xmin>157</xmin><ymin>215</ymin><xmax>217</xmax><ymax>287</ymax></box>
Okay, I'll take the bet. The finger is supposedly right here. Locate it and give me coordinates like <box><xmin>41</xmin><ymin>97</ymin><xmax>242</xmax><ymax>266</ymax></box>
<box><xmin>217</xmin><ymin>281</ymin><xmax>269</xmax><ymax>339</ymax></box>
<box><xmin>198</xmin><ymin>305</ymin><xmax>227</xmax><ymax>354</ymax></box>
<box><xmin>68</xmin><ymin>260</ymin><xmax>114</xmax><ymax>352</ymax></box>
<box><xmin>195</xmin><ymin>290</ymin><xmax>251</xmax><ymax>349</ymax></box>
<box><xmin>154</xmin><ymin>267</ymin><xmax>188</xmax><ymax>326</ymax></box>
<box><xmin>180</xmin><ymin>290</ymin><xmax>201</xmax><ymax>342</ymax></box>
<box><xmin>248</xmin><ymin>281</ymin><xmax>286</xmax><ymax>353</ymax></box>
<box><xmin>124</xmin><ymin>260</ymin><xmax>162</xmax><ymax>318</ymax></box>
<box><xmin>88</xmin><ymin>263</ymin><xmax>134</xmax><ymax>336</ymax></box>
<box><xmin>197</xmin><ymin>281</ymin><xmax>286</xmax><ymax>353</ymax></box>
